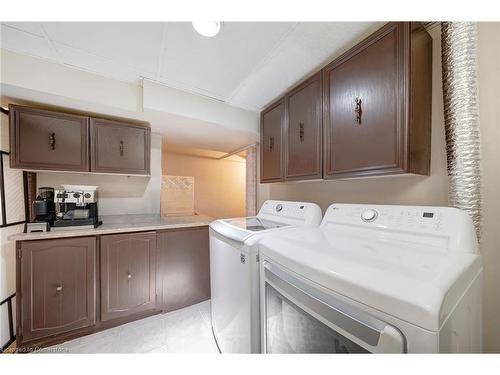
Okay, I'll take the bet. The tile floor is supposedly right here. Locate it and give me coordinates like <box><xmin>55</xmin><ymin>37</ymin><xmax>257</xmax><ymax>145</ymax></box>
<box><xmin>40</xmin><ymin>300</ymin><xmax>219</xmax><ymax>353</ymax></box>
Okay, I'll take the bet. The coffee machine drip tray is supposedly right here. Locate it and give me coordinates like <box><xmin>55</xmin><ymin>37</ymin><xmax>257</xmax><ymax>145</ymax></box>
<box><xmin>51</xmin><ymin>224</ymin><xmax>98</xmax><ymax>231</ymax></box>
<box><xmin>52</xmin><ymin>219</ymin><xmax>103</xmax><ymax>231</ymax></box>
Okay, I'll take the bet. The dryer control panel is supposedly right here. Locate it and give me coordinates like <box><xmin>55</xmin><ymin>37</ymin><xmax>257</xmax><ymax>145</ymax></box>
<box><xmin>322</xmin><ymin>203</ymin><xmax>478</xmax><ymax>254</ymax></box>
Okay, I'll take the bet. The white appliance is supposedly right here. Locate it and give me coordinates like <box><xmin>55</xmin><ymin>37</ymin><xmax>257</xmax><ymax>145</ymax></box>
<box><xmin>209</xmin><ymin>200</ymin><xmax>322</xmax><ymax>353</ymax></box>
<box><xmin>258</xmin><ymin>203</ymin><xmax>482</xmax><ymax>353</ymax></box>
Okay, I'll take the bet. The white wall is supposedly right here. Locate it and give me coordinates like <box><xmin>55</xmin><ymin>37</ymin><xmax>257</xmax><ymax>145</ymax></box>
<box><xmin>1</xmin><ymin>49</ymin><xmax>140</xmax><ymax>112</ymax></box>
<box><xmin>143</xmin><ymin>79</ymin><xmax>258</xmax><ymax>135</ymax></box>
<box><xmin>162</xmin><ymin>144</ymin><xmax>246</xmax><ymax>219</ymax></box>
<box><xmin>477</xmin><ymin>22</ymin><xmax>500</xmax><ymax>353</ymax></box>
<box><xmin>0</xmin><ymin>225</ymin><xmax>20</xmax><ymax>347</ymax></box>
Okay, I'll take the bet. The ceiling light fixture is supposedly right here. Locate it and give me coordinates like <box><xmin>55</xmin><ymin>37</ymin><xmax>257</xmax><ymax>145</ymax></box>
<box><xmin>192</xmin><ymin>21</ymin><xmax>222</xmax><ymax>37</ymax></box>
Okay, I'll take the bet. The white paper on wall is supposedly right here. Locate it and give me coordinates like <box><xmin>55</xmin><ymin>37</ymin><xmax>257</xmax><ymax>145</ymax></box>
<box><xmin>160</xmin><ymin>175</ymin><xmax>194</xmax><ymax>217</ymax></box>
<box><xmin>1</xmin><ymin>154</ymin><xmax>25</xmax><ymax>225</ymax></box>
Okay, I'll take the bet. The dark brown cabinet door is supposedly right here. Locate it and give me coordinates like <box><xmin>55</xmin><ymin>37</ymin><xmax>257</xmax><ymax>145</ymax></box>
<box><xmin>323</xmin><ymin>22</ymin><xmax>409</xmax><ymax>178</ymax></box>
<box><xmin>157</xmin><ymin>227</ymin><xmax>210</xmax><ymax>312</ymax></box>
<box><xmin>260</xmin><ymin>100</ymin><xmax>284</xmax><ymax>182</ymax></box>
<box><xmin>324</xmin><ymin>23</ymin><xmax>407</xmax><ymax>177</ymax></box>
<box><xmin>90</xmin><ymin>118</ymin><xmax>151</xmax><ymax>175</ymax></box>
<box><xmin>18</xmin><ymin>237</ymin><xmax>96</xmax><ymax>343</ymax></box>
<box><xmin>285</xmin><ymin>73</ymin><xmax>322</xmax><ymax>180</ymax></box>
<box><xmin>100</xmin><ymin>232</ymin><xmax>156</xmax><ymax>321</ymax></box>
<box><xmin>9</xmin><ymin>105</ymin><xmax>90</xmax><ymax>171</ymax></box>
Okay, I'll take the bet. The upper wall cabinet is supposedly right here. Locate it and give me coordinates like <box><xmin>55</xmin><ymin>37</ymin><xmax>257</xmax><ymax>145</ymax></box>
<box><xmin>260</xmin><ymin>100</ymin><xmax>285</xmax><ymax>183</ymax></box>
<box><xmin>8</xmin><ymin>105</ymin><xmax>151</xmax><ymax>175</ymax></box>
<box><xmin>285</xmin><ymin>72</ymin><xmax>322</xmax><ymax>181</ymax></box>
<box><xmin>9</xmin><ymin>105</ymin><xmax>90</xmax><ymax>172</ymax></box>
<box><xmin>260</xmin><ymin>22</ymin><xmax>432</xmax><ymax>183</ymax></box>
<box><xmin>90</xmin><ymin>118</ymin><xmax>151</xmax><ymax>175</ymax></box>
<box><xmin>260</xmin><ymin>73</ymin><xmax>322</xmax><ymax>183</ymax></box>
<box><xmin>323</xmin><ymin>22</ymin><xmax>432</xmax><ymax>179</ymax></box>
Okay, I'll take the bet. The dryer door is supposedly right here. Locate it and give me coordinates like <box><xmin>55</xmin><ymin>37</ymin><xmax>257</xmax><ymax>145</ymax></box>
<box><xmin>261</xmin><ymin>261</ymin><xmax>406</xmax><ymax>353</ymax></box>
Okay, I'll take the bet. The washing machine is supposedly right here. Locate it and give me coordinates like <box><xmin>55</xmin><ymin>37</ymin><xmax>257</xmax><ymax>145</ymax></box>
<box><xmin>209</xmin><ymin>200</ymin><xmax>322</xmax><ymax>353</ymax></box>
<box><xmin>258</xmin><ymin>203</ymin><xmax>482</xmax><ymax>353</ymax></box>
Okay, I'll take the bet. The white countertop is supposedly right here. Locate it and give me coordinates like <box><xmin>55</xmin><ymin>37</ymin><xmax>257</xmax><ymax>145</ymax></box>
<box><xmin>8</xmin><ymin>213</ymin><xmax>213</xmax><ymax>241</ymax></box>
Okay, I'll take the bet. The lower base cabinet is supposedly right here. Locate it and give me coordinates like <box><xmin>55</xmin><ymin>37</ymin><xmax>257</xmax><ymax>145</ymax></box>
<box><xmin>100</xmin><ymin>232</ymin><xmax>157</xmax><ymax>322</ymax></box>
<box><xmin>15</xmin><ymin>226</ymin><xmax>210</xmax><ymax>349</ymax></box>
<box><xmin>157</xmin><ymin>227</ymin><xmax>210</xmax><ymax>312</ymax></box>
<box><xmin>17</xmin><ymin>237</ymin><xmax>97</xmax><ymax>344</ymax></box>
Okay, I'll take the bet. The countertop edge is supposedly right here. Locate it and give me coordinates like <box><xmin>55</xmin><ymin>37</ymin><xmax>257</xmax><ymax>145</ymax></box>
<box><xmin>8</xmin><ymin>216</ymin><xmax>213</xmax><ymax>241</ymax></box>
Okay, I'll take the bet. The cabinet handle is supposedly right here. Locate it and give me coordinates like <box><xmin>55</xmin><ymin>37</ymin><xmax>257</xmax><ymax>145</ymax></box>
<box><xmin>355</xmin><ymin>97</ymin><xmax>362</xmax><ymax>124</ymax></box>
<box><xmin>49</xmin><ymin>132</ymin><xmax>56</xmax><ymax>150</ymax></box>
<box><xmin>269</xmin><ymin>136</ymin><xmax>275</xmax><ymax>152</ymax></box>
<box><xmin>119</xmin><ymin>140</ymin><xmax>124</xmax><ymax>156</ymax></box>
<box><xmin>56</xmin><ymin>285</ymin><xmax>63</xmax><ymax>292</ymax></box>
<box><xmin>299</xmin><ymin>123</ymin><xmax>305</xmax><ymax>142</ymax></box>
<box><xmin>127</xmin><ymin>272</ymin><xmax>132</xmax><ymax>279</ymax></box>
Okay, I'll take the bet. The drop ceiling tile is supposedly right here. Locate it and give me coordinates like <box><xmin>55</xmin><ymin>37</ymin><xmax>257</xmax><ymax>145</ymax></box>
<box><xmin>2</xmin><ymin>22</ymin><xmax>45</xmax><ymax>36</ymax></box>
<box><xmin>229</xmin><ymin>22</ymin><xmax>381</xmax><ymax>109</ymax></box>
<box><xmin>159</xmin><ymin>22</ymin><xmax>297</xmax><ymax>100</ymax></box>
<box><xmin>0</xmin><ymin>24</ymin><xmax>57</xmax><ymax>61</ymax></box>
<box><xmin>55</xmin><ymin>43</ymin><xmax>145</xmax><ymax>83</ymax></box>
<box><xmin>42</xmin><ymin>22</ymin><xmax>163</xmax><ymax>74</ymax></box>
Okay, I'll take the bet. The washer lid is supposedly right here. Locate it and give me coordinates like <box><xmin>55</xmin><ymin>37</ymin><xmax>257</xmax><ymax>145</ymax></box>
<box><xmin>258</xmin><ymin>226</ymin><xmax>482</xmax><ymax>332</ymax></box>
<box><xmin>209</xmin><ymin>200</ymin><xmax>322</xmax><ymax>244</ymax></box>
<box><xmin>210</xmin><ymin>216</ymin><xmax>290</xmax><ymax>243</ymax></box>
<box><xmin>224</xmin><ymin>217</ymin><xmax>288</xmax><ymax>232</ymax></box>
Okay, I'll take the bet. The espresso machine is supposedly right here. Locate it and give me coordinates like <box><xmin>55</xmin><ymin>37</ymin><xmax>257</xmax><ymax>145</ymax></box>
<box><xmin>53</xmin><ymin>186</ymin><xmax>102</xmax><ymax>230</ymax></box>
<box><xmin>25</xmin><ymin>187</ymin><xmax>56</xmax><ymax>232</ymax></box>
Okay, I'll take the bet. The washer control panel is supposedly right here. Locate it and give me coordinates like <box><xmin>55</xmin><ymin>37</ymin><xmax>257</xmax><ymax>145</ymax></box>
<box><xmin>260</xmin><ymin>201</ymin><xmax>307</xmax><ymax>219</ymax></box>
<box><xmin>258</xmin><ymin>200</ymin><xmax>322</xmax><ymax>226</ymax></box>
